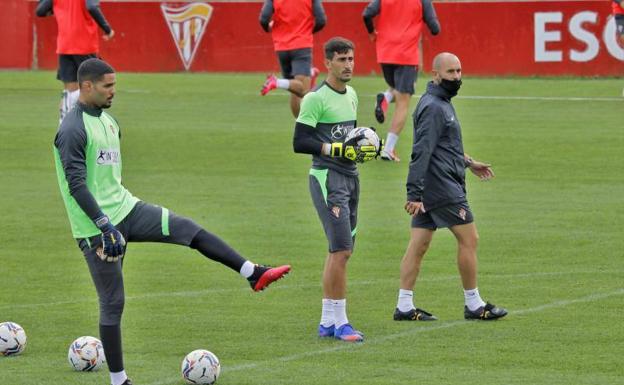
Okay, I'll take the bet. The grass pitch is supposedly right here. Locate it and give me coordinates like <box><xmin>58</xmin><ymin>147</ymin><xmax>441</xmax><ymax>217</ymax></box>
<box><xmin>0</xmin><ymin>71</ymin><xmax>622</xmax><ymax>385</ymax></box>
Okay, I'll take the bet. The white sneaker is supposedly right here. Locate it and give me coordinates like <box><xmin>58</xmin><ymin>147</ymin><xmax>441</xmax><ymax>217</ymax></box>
<box><xmin>380</xmin><ymin>149</ymin><xmax>400</xmax><ymax>162</ymax></box>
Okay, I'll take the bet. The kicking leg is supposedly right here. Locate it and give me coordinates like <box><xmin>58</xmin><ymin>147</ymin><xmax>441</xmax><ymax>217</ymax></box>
<box><xmin>125</xmin><ymin>202</ymin><xmax>290</xmax><ymax>291</ymax></box>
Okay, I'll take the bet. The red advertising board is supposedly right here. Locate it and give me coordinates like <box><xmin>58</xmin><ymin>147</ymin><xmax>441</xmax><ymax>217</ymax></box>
<box><xmin>31</xmin><ymin>1</ymin><xmax>380</xmax><ymax>74</ymax></box>
<box><xmin>0</xmin><ymin>0</ymin><xmax>32</xmax><ymax>69</ymax></box>
<box><xmin>422</xmin><ymin>0</ymin><xmax>623</xmax><ymax>75</ymax></box>
<box><xmin>0</xmin><ymin>1</ymin><xmax>621</xmax><ymax>75</ymax></box>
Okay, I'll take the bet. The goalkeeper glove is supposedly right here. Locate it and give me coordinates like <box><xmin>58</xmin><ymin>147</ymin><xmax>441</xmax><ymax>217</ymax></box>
<box><xmin>329</xmin><ymin>133</ymin><xmax>379</xmax><ymax>163</ymax></box>
<box><xmin>95</xmin><ymin>215</ymin><xmax>126</xmax><ymax>262</ymax></box>
<box><xmin>329</xmin><ymin>141</ymin><xmax>357</xmax><ymax>161</ymax></box>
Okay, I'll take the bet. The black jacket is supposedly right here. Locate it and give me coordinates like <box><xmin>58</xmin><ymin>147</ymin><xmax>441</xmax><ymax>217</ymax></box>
<box><xmin>406</xmin><ymin>81</ymin><xmax>468</xmax><ymax>210</ymax></box>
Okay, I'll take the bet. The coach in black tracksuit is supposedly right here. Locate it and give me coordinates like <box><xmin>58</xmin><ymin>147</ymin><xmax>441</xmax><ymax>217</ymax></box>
<box><xmin>392</xmin><ymin>52</ymin><xmax>508</xmax><ymax>322</ymax></box>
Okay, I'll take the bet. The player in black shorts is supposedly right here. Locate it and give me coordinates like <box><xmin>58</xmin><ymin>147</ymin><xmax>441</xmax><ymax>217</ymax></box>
<box><xmin>258</xmin><ymin>0</ymin><xmax>326</xmax><ymax>117</ymax></box>
<box><xmin>36</xmin><ymin>0</ymin><xmax>115</xmax><ymax>124</ymax></box>
<box><xmin>54</xmin><ymin>59</ymin><xmax>291</xmax><ymax>385</ymax></box>
<box><xmin>396</xmin><ymin>52</ymin><xmax>507</xmax><ymax>322</ymax></box>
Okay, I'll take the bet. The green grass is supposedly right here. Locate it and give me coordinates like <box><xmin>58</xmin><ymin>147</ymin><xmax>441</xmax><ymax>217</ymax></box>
<box><xmin>0</xmin><ymin>71</ymin><xmax>622</xmax><ymax>385</ymax></box>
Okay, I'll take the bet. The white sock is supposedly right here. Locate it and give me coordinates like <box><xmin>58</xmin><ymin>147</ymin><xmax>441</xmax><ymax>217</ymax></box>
<box><xmin>384</xmin><ymin>89</ymin><xmax>394</xmax><ymax>103</ymax></box>
<box><xmin>331</xmin><ymin>299</ymin><xmax>348</xmax><ymax>328</ymax></box>
<box><xmin>59</xmin><ymin>90</ymin><xmax>69</xmax><ymax>124</ymax></box>
<box><xmin>276</xmin><ymin>78</ymin><xmax>290</xmax><ymax>89</ymax></box>
<box><xmin>320</xmin><ymin>298</ymin><xmax>334</xmax><ymax>327</ymax></box>
<box><xmin>239</xmin><ymin>261</ymin><xmax>255</xmax><ymax>278</ymax></box>
<box><xmin>60</xmin><ymin>89</ymin><xmax>80</xmax><ymax>124</ymax></box>
<box><xmin>397</xmin><ymin>289</ymin><xmax>415</xmax><ymax>312</ymax></box>
<box><xmin>384</xmin><ymin>132</ymin><xmax>399</xmax><ymax>152</ymax></box>
<box><xmin>464</xmin><ymin>288</ymin><xmax>486</xmax><ymax>311</ymax></box>
<box><xmin>110</xmin><ymin>370</ymin><xmax>127</xmax><ymax>385</ymax></box>
<box><xmin>67</xmin><ymin>89</ymin><xmax>80</xmax><ymax>110</ymax></box>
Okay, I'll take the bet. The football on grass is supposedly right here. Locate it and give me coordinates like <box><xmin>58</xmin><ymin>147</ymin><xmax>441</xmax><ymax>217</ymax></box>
<box><xmin>0</xmin><ymin>321</ymin><xmax>27</xmax><ymax>356</ymax></box>
<box><xmin>181</xmin><ymin>349</ymin><xmax>221</xmax><ymax>384</ymax></box>
<box><xmin>68</xmin><ymin>336</ymin><xmax>105</xmax><ymax>371</ymax></box>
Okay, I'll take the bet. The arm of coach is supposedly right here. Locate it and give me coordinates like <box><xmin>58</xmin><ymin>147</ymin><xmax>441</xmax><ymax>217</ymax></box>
<box><xmin>406</xmin><ymin>104</ymin><xmax>444</xmax><ymax>202</ymax></box>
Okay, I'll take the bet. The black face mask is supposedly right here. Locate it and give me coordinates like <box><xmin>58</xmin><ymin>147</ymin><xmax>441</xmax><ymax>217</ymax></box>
<box><xmin>439</xmin><ymin>79</ymin><xmax>462</xmax><ymax>96</ymax></box>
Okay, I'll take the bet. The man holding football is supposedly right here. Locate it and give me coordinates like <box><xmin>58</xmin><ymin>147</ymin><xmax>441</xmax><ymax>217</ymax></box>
<box><xmin>293</xmin><ymin>37</ymin><xmax>379</xmax><ymax>342</ymax></box>
<box><xmin>53</xmin><ymin>58</ymin><xmax>290</xmax><ymax>385</ymax></box>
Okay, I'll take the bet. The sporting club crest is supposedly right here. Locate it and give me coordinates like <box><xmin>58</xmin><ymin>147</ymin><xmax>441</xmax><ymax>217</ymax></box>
<box><xmin>161</xmin><ymin>2</ymin><xmax>213</xmax><ymax>70</ymax></box>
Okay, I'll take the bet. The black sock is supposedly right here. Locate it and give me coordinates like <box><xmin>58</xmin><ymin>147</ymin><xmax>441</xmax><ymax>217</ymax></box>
<box><xmin>190</xmin><ymin>229</ymin><xmax>246</xmax><ymax>272</ymax></box>
<box><xmin>100</xmin><ymin>324</ymin><xmax>124</xmax><ymax>372</ymax></box>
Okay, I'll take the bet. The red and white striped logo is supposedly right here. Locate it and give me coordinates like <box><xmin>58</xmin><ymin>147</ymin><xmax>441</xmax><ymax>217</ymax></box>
<box><xmin>161</xmin><ymin>3</ymin><xmax>213</xmax><ymax>70</ymax></box>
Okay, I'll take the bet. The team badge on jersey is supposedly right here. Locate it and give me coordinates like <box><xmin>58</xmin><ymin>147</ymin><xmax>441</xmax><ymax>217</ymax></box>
<box><xmin>161</xmin><ymin>2</ymin><xmax>213</xmax><ymax>70</ymax></box>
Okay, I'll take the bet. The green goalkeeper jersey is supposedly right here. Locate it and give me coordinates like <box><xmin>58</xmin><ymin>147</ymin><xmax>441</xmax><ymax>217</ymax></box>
<box><xmin>54</xmin><ymin>103</ymin><xmax>138</xmax><ymax>238</ymax></box>
<box><xmin>296</xmin><ymin>81</ymin><xmax>358</xmax><ymax>176</ymax></box>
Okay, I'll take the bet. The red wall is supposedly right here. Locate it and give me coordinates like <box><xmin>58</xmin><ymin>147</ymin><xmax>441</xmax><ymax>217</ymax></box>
<box><xmin>0</xmin><ymin>0</ymin><xmax>32</xmax><ymax>68</ymax></box>
<box><xmin>421</xmin><ymin>1</ymin><xmax>623</xmax><ymax>75</ymax></box>
<box><xmin>2</xmin><ymin>1</ymin><xmax>622</xmax><ymax>75</ymax></box>
<box><xmin>32</xmin><ymin>1</ymin><xmax>380</xmax><ymax>73</ymax></box>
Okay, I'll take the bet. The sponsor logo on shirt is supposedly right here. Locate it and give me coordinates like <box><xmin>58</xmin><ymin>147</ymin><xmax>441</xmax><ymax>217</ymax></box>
<box><xmin>96</xmin><ymin>149</ymin><xmax>120</xmax><ymax>165</ymax></box>
<box><xmin>330</xmin><ymin>124</ymin><xmax>354</xmax><ymax>140</ymax></box>
<box><xmin>161</xmin><ymin>3</ymin><xmax>213</xmax><ymax>70</ymax></box>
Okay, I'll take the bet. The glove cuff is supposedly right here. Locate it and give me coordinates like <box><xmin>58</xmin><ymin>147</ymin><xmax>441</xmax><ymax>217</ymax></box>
<box><xmin>94</xmin><ymin>214</ymin><xmax>113</xmax><ymax>231</ymax></box>
<box><xmin>330</xmin><ymin>142</ymin><xmax>343</xmax><ymax>157</ymax></box>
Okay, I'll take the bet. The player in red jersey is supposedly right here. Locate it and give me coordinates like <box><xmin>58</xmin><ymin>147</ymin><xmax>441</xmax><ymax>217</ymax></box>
<box><xmin>259</xmin><ymin>0</ymin><xmax>326</xmax><ymax>117</ymax></box>
<box><xmin>363</xmin><ymin>0</ymin><xmax>440</xmax><ymax>162</ymax></box>
<box><xmin>36</xmin><ymin>0</ymin><xmax>115</xmax><ymax>124</ymax></box>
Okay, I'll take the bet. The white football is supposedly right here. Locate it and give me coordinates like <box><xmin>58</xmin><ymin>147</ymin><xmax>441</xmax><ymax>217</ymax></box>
<box><xmin>0</xmin><ymin>321</ymin><xmax>27</xmax><ymax>356</ymax></box>
<box><xmin>345</xmin><ymin>126</ymin><xmax>381</xmax><ymax>153</ymax></box>
<box><xmin>181</xmin><ymin>349</ymin><xmax>221</xmax><ymax>385</ymax></box>
<box><xmin>68</xmin><ymin>336</ymin><xmax>105</xmax><ymax>371</ymax></box>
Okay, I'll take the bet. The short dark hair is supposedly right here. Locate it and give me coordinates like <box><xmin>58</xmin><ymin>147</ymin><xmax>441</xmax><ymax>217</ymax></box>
<box><xmin>77</xmin><ymin>58</ymin><xmax>115</xmax><ymax>85</ymax></box>
<box><xmin>324</xmin><ymin>37</ymin><xmax>354</xmax><ymax>60</ymax></box>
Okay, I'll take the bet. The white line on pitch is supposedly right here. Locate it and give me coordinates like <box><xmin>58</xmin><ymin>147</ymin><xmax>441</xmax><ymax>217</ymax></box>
<box><xmin>145</xmin><ymin>288</ymin><xmax>624</xmax><ymax>385</ymax></box>
<box><xmin>124</xmin><ymin>89</ymin><xmax>624</xmax><ymax>102</ymax></box>
<box><xmin>457</xmin><ymin>95</ymin><xmax>623</xmax><ymax>102</ymax></box>
<box><xmin>1</xmin><ymin>270</ymin><xmax>620</xmax><ymax>310</ymax></box>
<box><xmin>235</xmin><ymin>91</ymin><xmax>624</xmax><ymax>102</ymax></box>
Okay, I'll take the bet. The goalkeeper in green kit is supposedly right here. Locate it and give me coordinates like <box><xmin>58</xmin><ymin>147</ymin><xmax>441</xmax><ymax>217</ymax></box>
<box><xmin>292</xmin><ymin>37</ymin><xmax>380</xmax><ymax>342</ymax></box>
<box><xmin>53</xmin><ymin>58</ymin><xmax>290</xmax><ymax>385</ymax></box>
